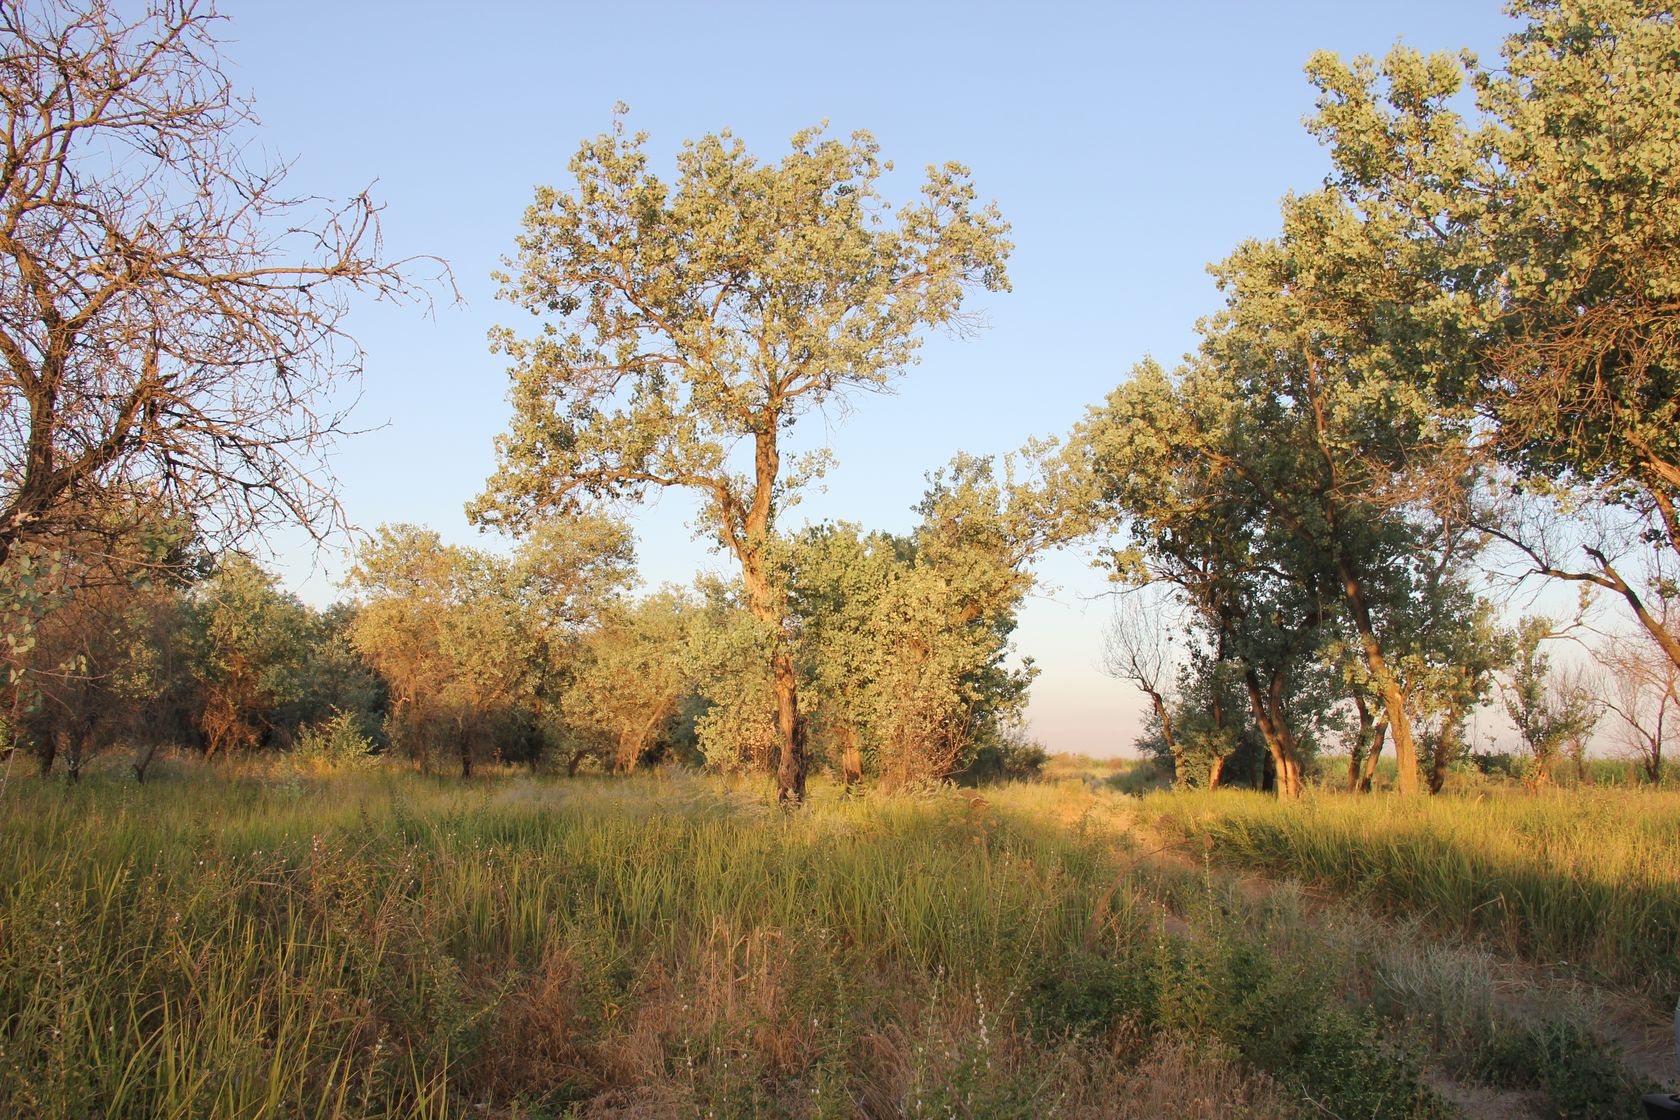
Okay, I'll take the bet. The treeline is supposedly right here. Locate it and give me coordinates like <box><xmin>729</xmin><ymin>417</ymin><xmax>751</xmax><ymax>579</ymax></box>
<box><xmin>3</xmin><ymin>0</ymin><xmax>1677</xmax><ymax>802</ymax></box>
<box><xmin>1062</xmin><ymin>0</ymin><xmax>1680</xmax><ymax>795</ymax></box>
<box><xmin>1</xmin><ymin>455</ymin><xmax>1049</xmax><ymax>786</ymax></box>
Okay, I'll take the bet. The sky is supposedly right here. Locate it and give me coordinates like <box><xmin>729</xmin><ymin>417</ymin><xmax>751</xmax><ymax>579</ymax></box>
<box><xmin>216</xmin><ymin>0</ymin><xmax>1517</xmax><ymax>756</ymax></box>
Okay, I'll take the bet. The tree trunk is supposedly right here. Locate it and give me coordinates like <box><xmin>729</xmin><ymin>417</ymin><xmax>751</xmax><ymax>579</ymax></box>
<box><xmin>1243</xmin><ymin>667</ymin><xmax>1302</xmax><ymax>798</ymax></box>
<box><xmin>1336</xmin><ymin>559</ymin><xmax>1419</xmax><ymax>794</ymax></box>
<box><xmin>1143</xmin><ymin>686</ymin><xmax>1185</xmax><ymax>786</ymax></box>
<box><xmin>64</xmin><ymin>728</ymin><xmax>84</xmax><ymax>784</ymax></box>
<box><xmin>133</xmin><ymin>740</ymin><xmax>160</xmax><ymax>783</ymax></box>
<box><xmin>1427</xmin><ymin>712</ymin><xmax>1464</xmax><ymax>795</ymax></box>
<box><xmin>1207</xmin><ymin>650</ymin><xmax>1229</xmax><ymax>791</ymax></box>
<box><xmin>1349</xmin><ymin>694</ymin><xmax>1374</xmax><ymax>792</ymax></box>
<box><xmin>773</xmin><ymin>650</ymin><xmax>805</xmax><ymax>804</ymax></box>
<box><xmin>1359</xmin><ymin>720</ymin><xmax>1386</xmax><ymax>792</ymax></box>
<box><xmin>839</xmin><ymin>721</ymin><xmax>863</xmax><ymax>790</ymax></box>
<box><xmin>739</xmin><ymin>525</ymin><xmax>805</xmax><ymax>804</ymax></box>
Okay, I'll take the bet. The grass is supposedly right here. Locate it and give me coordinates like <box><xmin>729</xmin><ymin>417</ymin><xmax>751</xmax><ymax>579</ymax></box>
<box><xmin>1138</xmin><ymin>786</ymin><xmax>1680</xmax><ymax>999</ymax></box>
<box><xmin>0</xmin><ymin>764</ymin><xmax>1672</xmax><ymax>1117</ymax></box>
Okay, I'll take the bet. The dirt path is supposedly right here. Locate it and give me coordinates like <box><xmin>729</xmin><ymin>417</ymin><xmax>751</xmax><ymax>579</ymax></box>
<box><xmin>1002</xmin><ymin>786</ymin><xmax>1678</xmax><ymax>1118</ymax></box>
<box><xmin>1127</xmin><ymin>822</ymin><xmax>1679</xmax><ymax>1116</ymax></box>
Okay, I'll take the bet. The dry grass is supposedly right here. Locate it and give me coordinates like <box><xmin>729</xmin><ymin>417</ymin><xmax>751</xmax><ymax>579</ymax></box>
<box><xmin>5</xmin><ymin>764</ymin><xmax>1668</xmax><ymax>1117</ymax></box>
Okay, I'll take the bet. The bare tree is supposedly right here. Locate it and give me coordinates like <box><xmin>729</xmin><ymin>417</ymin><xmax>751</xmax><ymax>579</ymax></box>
<box><xmin>1599</xmin><ymin>616</ymin><xmax>1679</xmax><ymax>784</ymax></box>
<box><xmin>1101</xmin><ymin>592</ymin><xmax>1184</xmax><ymax>781</ymax></box>
<box><xmin>1482</xmin><ymin>482</ymin><xmax>1680</xmax><ymax>676</ymax></box>
<box><xmin>0</xmin><ymin>0</ymin><xmax>446</xmax><ymax>567</ymax></box>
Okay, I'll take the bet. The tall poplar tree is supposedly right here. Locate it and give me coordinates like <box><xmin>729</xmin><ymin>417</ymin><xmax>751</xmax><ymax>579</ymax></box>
<box><xmin>1305</xmin><ymin>0</ymin><xmax>1680</xmax><ymax>671</ymax></box>
<box><xmin>471</xmin><ymin>111</ymin><xmax>1011</xmax><ymax>802</ymax></box>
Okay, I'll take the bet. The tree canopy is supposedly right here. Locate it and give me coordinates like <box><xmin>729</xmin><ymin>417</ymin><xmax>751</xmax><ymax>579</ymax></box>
<box><xmin>472</xmin><ymin>110</ymin><xmax>1012</xmax><ymax>801</ymax></box>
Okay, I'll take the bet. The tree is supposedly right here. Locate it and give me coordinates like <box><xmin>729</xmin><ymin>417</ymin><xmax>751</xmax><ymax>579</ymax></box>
<box><xmin>188</xmin><ymin>553</ymin><xmax>310</xmax><ymax>759</ymax></box>
<box><xmin>1100</xmin><ymin>593</ymin><xmax>1186</xmax><ymax>783</ymax></box>
<box><xmin>1072</xmin><ymin>360</ymin><xmax>1264</xmax><ymax>788</ymax></box>
<box><xmin>1599</xmin><ymin>610</ymin><xmax>1679</xmax><ymax>783</ymax></box>
<box><xmin>788</xmin><ymin>522</ymin><xmax>899</xmax><ymax>787</ymax></box>
<box><xmin>0</xmin><ymin>0</ymin><xmax>443</xmax><ymax>569</ymax></box>
<box><xmin>1201</xmin><ymin>185</ymin><xmax>1486</xmax><ymax>796</ymax></box>
<box><xmin>347</xmin><ymin>519</ymin><xmax>631</xmax><ymax>777</ymax></box>
<box><xmin>1305</xmin><ymin>0</ymin><xmax>1680</xmax><ymax>672</ymax></box>
<box><xmin>347</xmin><ymin>527</ymin><xmax>528</xmax><ymax>777</ymax></box>
<box><xmin>6</xmin><ymin>512</ymin><xmax>199</xmax><ymax>778</ymax></box>
<box><xmin>559</xmin><ymin>588</ymin><xmax>697</xmax><ymax>774</ymax></box>
<box><xmin>787</xmin><ymin>455</ymin><xmax>1049</xmax><ymax>789</ymax></box>
<box><xmin>470</xmin><ymin>110</ymin><xmax>1011</xmax><ymax>803</ymax></box>
<box><xmin>1075</xmin><ymin>357</ymin><xmax>1383</xmax><ymax>797</ymax></box>
<box><xmin>1502</xmin><ymin>616</ymin><xmax>1601</xmax><ymax>785</ymax></box>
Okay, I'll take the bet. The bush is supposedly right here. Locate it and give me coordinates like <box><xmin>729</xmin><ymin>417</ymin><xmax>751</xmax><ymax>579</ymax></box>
<box><xmin>957</xmin><ymin>732</ymin><xmax>1051</xmax><ymax>786</ymax></box>
<box><xmin>291</xmin><ymin>709</ymin><xmax>378</xmax><ymax>772</ymax></box>
<box><xmin>1483</xmin><ymin>1019</ymin><xmax>1654</xmax><ymax>1120</ymax></box>
<box><xmin>1028</xmin><ymin>950</ymin><xmax>1153</xmax><ymax>1039</ymax></box>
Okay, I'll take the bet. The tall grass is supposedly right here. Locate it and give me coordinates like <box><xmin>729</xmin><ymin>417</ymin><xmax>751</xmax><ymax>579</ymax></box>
<box><xmin>0</xmin><ymin>769</ymin><xmax>1153</xmax><ymax>1117</ymax></box>
<box><xmin>1140</xmin><ymin>787</ymin><xmax>1680</xmax><ymax>998</ymax></box>
<box><xmin>0</xmin><ymin>767</ymin><xmax>1476</xmax><ymax>1118</ymax></box>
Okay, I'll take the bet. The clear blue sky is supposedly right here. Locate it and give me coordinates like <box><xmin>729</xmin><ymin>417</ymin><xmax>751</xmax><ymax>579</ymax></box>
<box><xmin>222</xmin><ymin>0</ymin><xmax>1514</xmax><ymax>756</ymax></box>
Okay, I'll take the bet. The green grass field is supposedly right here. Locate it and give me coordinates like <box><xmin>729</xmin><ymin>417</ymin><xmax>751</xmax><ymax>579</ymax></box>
<box><xmin>0</xmin><ymin>765</ymin><xmax>1674</xmax><ymax>1118</ymax></box>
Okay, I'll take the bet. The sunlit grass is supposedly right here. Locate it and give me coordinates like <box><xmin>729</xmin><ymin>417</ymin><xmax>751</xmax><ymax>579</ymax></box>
<box><xmin>0</xmin><ymin>769</ymin><xmax>1161</xmax><ymax>1118</ymax></box>
<box><xmin>1139</xmin><ymin>786</ymin><xmax>1680</xmax><ymax>996</ymax></box>
<box><xmin>4</xmin><ymin>766</ymin><xmax>1665</xmax><ymax>1117</ymax></box>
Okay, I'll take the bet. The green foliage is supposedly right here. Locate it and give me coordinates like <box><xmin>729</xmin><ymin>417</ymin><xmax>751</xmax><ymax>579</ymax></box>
<box><xmin>1027</xmin><ymin>949</ymin><xmax>1151</xmax><ymax>1040</ymax></box>
<box><xmin>789</xmin><ymin>455</ymin><xmax>1049</xmax><ymax>786</ymax></box>
<box><xmin>957</xmin><ymin>725</ymin><xmax>1051</xmax><ymax>786</ymax></box>
<box><xmin>1072</xmin><ymin>164</ymin><xmax>1496</xmax><ymax>796</ymax></box>
<box><xmin>1305</xmin><ymin>0</ymin><xmax>1680</xmax><ymax>672</ymax></box>
<box><xmin>1482</xmin><ymin>1018</ymin><xmax>1653</xmax><ymax>1120</ymax></box>
<box><xmin>1503</xmin><ymin>616</ymin><xmax>1601</xmax><ymax>782</ymax></box>
<box><xmin>471</xmin><ymin>110</ymin><xmax>1012</xmax><ymax>537</ymax></box>
<box><xmin>471</xmin><ymin>109</ymin><xmax>1013</xmax><ymax>799</ymax></box>
<box><xmin>292</xmin><ymin>709</ymin><xmax>378</xmax><ymax>772</ymax></box>
<box><xmin>189</xmin><ymin>554</ymin><xmax>313</xmax><ymax>756</ymax></box>
<box><xmin>558</xmin><ymin>586</ymin><xmax>701</xmax><ymax>773</ymax></box>
<box><xmin>1026</xmin><ymin>901</ymin><xmax>1450</xmax><ymax>1118</ymax></box>
<box><xmin>346</xmin><ymin>518</ymin><xmax>633</xmax><ymax>775</ymax></box>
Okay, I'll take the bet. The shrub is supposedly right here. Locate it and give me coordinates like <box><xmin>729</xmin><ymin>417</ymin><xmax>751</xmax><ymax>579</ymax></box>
<box><xmin>291</xmin><ymin>709</ymin><xmax>378</xmax><ymax>772</ymax></box>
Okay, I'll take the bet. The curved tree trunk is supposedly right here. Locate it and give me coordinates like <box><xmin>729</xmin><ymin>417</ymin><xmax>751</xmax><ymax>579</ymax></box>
<box><xmin>1336</xmin><ymin>559</ymin><xmax>1418</xmax><ymax>794</ymax></box>
<box><xmin>1243</xmin><ymin>666</ymin><xmax>1303</xmax><ymax>798</ymax></box>
<box><xmin>1144</xmin><ymin>686</ymin><xmax>1185</xmax><ymax>786</ymax></box>
<box><xmin>1358</xmin><ymin>720</ymin><xmax>1387</xmax><ymax>792</ymax></box>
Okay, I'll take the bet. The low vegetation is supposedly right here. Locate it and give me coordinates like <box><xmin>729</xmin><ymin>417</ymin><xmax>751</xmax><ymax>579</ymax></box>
<box><xmin>0</xmin><ymin>765</ymin><xmax>1672</xmax><ymax>1119</ymax></box>
<box><xmin>1139</xmin><ymin>787</ymin><xmax>1680</xmax><ymax>999</ymax></box>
